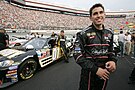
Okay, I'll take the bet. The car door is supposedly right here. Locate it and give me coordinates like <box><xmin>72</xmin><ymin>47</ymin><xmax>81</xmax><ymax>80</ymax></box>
<box><xmin>36</xmin><ymin>38</ymin><xmax>53</xmax><ymax>67</ymax></box>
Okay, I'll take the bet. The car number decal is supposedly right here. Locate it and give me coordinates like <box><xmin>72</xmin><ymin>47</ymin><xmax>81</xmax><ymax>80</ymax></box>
<box><xmin>52</xmin><ymin>47</ymin><xmax>60</xmax><ymax>60</ymax></box>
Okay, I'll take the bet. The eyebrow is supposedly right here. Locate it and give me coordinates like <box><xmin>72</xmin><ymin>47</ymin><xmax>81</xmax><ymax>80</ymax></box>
<box><xmin>93</xmin><ymin>10</ymin><xmax>104</xmax><ymax>15</ymax></box>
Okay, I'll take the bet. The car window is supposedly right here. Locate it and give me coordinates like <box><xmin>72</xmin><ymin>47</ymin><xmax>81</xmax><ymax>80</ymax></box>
<box><xmin>10</xmin><ymin>37</ymin><xmax>17</xmax><ymax>41</ymax></box>
<box><xmin>23</xmin><ymin>38</ymin><xmax>47</xmax><ymax>49</ymax></box>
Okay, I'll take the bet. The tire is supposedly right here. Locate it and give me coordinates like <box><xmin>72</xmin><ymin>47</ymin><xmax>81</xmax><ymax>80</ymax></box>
<box><xmin>18</xmin><ymin>59</ymin><xmax>37</xmax><ymax>80</ymax></box>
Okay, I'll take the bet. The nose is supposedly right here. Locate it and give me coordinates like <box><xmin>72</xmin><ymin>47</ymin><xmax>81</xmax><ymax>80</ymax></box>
<box><xmin>97</xmin><ymin>12</ymin><xmax>101</xmax><ymax>17</ymax></box>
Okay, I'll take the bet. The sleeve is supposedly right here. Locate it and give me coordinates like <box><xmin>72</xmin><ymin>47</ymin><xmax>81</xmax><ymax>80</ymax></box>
<box><xmin>5</xmin><ymin>34</ymin><xmax>9</xmax><ymax>40</ymax></box>
<box><xmin>56</xmin><ymin>35</ymin><xmax>60</xmax><ymax>46</ymax></box>
<box><xmin>118</xmin><ymin>35</ymin><xmax>119</xmax><ymax>41</ymax></box>
<box><xmin>75</xmin><ymin>32</ymin><xmax>98</xmax><ymax>73</ymax></box>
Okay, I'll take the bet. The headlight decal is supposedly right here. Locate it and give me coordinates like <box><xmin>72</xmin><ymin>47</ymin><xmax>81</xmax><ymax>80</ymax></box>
<box><xmin>0</xmin><ymin>60</ymin><xmax>14</xmax><ymax>67</ymax></box>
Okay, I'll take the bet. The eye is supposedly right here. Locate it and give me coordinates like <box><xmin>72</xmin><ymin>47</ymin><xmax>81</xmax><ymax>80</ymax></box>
<box><xmin>93</xmin><ymin>12</ymin><xmax>98</xmax><ymax>15</ymax></box>
<box><xmin>100</xmin><ymin>11</ymin><xmax>104</xmax><ymax>14</ymax></box>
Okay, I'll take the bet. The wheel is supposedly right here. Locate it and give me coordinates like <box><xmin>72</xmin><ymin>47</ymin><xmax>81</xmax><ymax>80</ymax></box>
<box><xmin>18</xmin><ymin>59</ymin><xmax>37</xmax><ymax>80</ymax></box>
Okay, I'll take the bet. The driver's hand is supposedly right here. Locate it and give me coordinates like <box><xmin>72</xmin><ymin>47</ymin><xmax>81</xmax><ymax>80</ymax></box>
<box><xmin>96</xmin><ymin>68</ymin><xmax>110</xmax><ymax>81</ymax></box>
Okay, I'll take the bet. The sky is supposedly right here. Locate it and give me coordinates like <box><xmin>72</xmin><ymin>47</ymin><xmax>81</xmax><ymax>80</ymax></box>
<box><xmin>34</xmin><ymin>0</ymin><xmax>135</xmax><ymax>12</ymax></box>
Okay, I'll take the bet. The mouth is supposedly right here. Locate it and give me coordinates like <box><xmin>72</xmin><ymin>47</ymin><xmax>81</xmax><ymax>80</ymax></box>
<box><xmin>95</xmin><ymin>18</ymin><xmax>104</xmax><ymax>24</ymax></box>
<box><xmin>96</xmin><ymin>18</ymin><xmax>103</xmax><ymax>22</ymax></box>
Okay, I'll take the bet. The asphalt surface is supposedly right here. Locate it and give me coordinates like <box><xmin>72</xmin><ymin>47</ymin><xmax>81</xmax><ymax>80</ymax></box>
<box><xmin>2</xmin><ymin>55</ymin><xmax>135</xmax><ymax>90</ymax></box>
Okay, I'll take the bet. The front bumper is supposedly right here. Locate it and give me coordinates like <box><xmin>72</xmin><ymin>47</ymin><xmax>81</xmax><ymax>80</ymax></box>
<box><xmin>0</xmin><ymin>66</ymin><xmax>18</xmax><ymax>88</ymax></box>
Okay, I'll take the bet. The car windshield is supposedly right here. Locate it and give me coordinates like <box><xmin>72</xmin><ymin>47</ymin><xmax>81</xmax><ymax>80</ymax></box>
<box><xmin>22</xmin><ymin>38</ymin><xmax>48</xmax><ymax>49</ymax></box>
<box><xmin>66</xmin><ymin>34</ymin><xmax>73</xmax><ymax>38</ymax></box>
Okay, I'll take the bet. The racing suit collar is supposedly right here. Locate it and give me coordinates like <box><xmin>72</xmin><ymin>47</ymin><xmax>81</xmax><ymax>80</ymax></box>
<box><xmin>91</xmin><ymin>23</ymin><xmax>105</xmax><ymax>32</ymax></box>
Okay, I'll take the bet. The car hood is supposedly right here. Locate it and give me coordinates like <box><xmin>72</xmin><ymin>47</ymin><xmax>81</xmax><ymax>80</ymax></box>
<box><xmin>0</xmin><ymin>49</ymin><xmax>25</xmax><ymax>60</ymax></box>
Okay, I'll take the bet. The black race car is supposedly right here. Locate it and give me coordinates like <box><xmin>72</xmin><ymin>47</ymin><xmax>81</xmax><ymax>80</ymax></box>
<box><xmin>0</xmin><ymin>37</ymin><xmax>72</xmax><ymax>88</ymax></box>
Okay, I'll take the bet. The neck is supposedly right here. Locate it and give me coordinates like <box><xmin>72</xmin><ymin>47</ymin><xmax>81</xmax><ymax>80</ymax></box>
<box><xmin>93</xmin><ymin>23</ymin><xmax>103</xmax><ymax>30</ymax></box>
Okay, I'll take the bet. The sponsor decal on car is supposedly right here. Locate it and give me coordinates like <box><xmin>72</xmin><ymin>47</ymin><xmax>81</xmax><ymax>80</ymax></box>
<box><xmin>11</xmin><ymin>78</ymin><xmax>18</xmax><ymax>82</ymax></box>
<box><xmin>6</xmin><ymin>74</ymin><xmax>18</xmax><ymax>79</ymax></box>
<box><xmin>7</xmin><ymin>70</ymin><xmax>17</xmax><ymax>74</ymax></box>
<box><xmin>9</xmin><ymin>66</ymin><xmax>18</xmax><ymax>70</ymax></box>
<box><xmin>37</xmin><ymin>49</ymin><xmax>50</xmax><ymax>60</ymax></box>
<box><xmin>36</xmin><ymin>50</ymin><xmax>42</xmax><ymax>57</ymax></box>
<box><xmin>11</xmin><ymin>75</ymin><xmax>18</xmax><ymax>78</ymax></box>
<box><xmin>6</xmin><ymin>72</ymin><xmax>17</xmax><ymax>78</ymax></box>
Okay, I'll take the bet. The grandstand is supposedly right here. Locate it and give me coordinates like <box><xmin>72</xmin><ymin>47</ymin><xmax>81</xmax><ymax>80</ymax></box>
<box><xmin>0</xmin><ymin>0</ymin><xmax>135</xmax><ymax>32</ymax></box>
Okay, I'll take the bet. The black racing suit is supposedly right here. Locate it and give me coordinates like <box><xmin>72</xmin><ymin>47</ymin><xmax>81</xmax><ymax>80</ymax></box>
<box><xmin>74</xmin><ymin>24</ymin><xmax>117</xmax><ymax>90</ymax></box>
<box><xmin>58</xmin><ymin>35</ymin><xmax>68</xmax><ymax>62</ymax></box>
<box><xmin>0</xmin><ymin>32</ymin><xmax>7</xmax><ymax>50</ymax></box>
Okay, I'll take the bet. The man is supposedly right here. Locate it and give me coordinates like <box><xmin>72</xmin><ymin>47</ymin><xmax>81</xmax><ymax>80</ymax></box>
<box><xmin>49</xmin><ymin>32</ymin><xmax>57</xmax><ymax>48</ymax></box>
<box><xmin>118</xmin><ymin>31</ymin><xmax>125</xmax><ymax>57</ymax></box>
<box><xmin>124</xmin><ymin>32</ymin><xmax>131</xmax><ymax>55</ymax></box>
<box><xmin>131</xmin><ymin>33</ymin><xmax>135</xmax><ymax>59</ymax></box>
<box><xmin>51</xmin><ymin>32</ymin><xmax>57</xmax><ymax>37</ymax></box>
<box><xmin>128</xmin><ymin>33</ymin><xmax>135</xmax><ymax>84</ymax></box>
<box><xmin>74</xmin><ymin>3</ymin><xmax>117</xmax><ymax>90</ymax></box>
<box><xmin>4</xmin><ymin>29</ymin><xmax>9</xmax><ymax>47</ymax></box>
<box><xmin>57</xmin><ymin>30</ymin><xmax>69</xmax><ymax>63</ymax></box>
<box><xmin>0</xmin><ymin>28</ymin><xmax>9</xmax><ymax>50</ymax></box>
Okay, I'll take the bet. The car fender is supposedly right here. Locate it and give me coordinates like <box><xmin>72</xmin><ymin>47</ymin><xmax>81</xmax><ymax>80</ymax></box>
<box><xmin>21</xmin><ymin>55</ymin><xmax>35</xmax><ymax>62</ymax></box>
<box><xmin>11</xmin><ymin>50</ymin><xmax>38</xmax><ymax>65</ymax></box>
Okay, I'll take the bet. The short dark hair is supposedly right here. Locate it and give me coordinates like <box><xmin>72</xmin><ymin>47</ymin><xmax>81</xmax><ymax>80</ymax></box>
<box><xmin>89</xmin><ymin>3</ymin><xmax>104</xmax><ymax>16</ymax></box>
<box><xmin>60</xmin><ymin>30</ymin><xmax>64</xmax><ymax>33</ymax></box>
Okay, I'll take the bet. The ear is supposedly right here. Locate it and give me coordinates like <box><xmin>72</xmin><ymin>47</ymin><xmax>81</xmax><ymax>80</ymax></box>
<box><xmin>104</xmin><ymin>13</ymin><xmax>106</xmax><ymax>17</ymax></box>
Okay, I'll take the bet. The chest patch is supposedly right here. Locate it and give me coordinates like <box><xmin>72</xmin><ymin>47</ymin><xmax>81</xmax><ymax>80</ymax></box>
<box><xmin>87</xmin><ymin>32</ymin><xmax>96</xmax><ymax>39</ymax></box>
<box><xmin>104</xmin><ymin>34</ymin><xmax>112</xmax><ymax>42</ymax></box>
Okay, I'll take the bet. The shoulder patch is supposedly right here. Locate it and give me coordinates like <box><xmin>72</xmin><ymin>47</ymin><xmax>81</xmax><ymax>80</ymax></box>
<box><xmin>105</xmin><ymin>29</ymin><xmax>114</xmax><ymax>35</ymax></box>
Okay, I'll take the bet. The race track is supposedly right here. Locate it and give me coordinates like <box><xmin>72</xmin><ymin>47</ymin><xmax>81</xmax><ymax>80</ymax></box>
<box><xmin>2</xmin><ymin>56</ymin><xmax>135</xmax><ymax>90</ymax></box>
